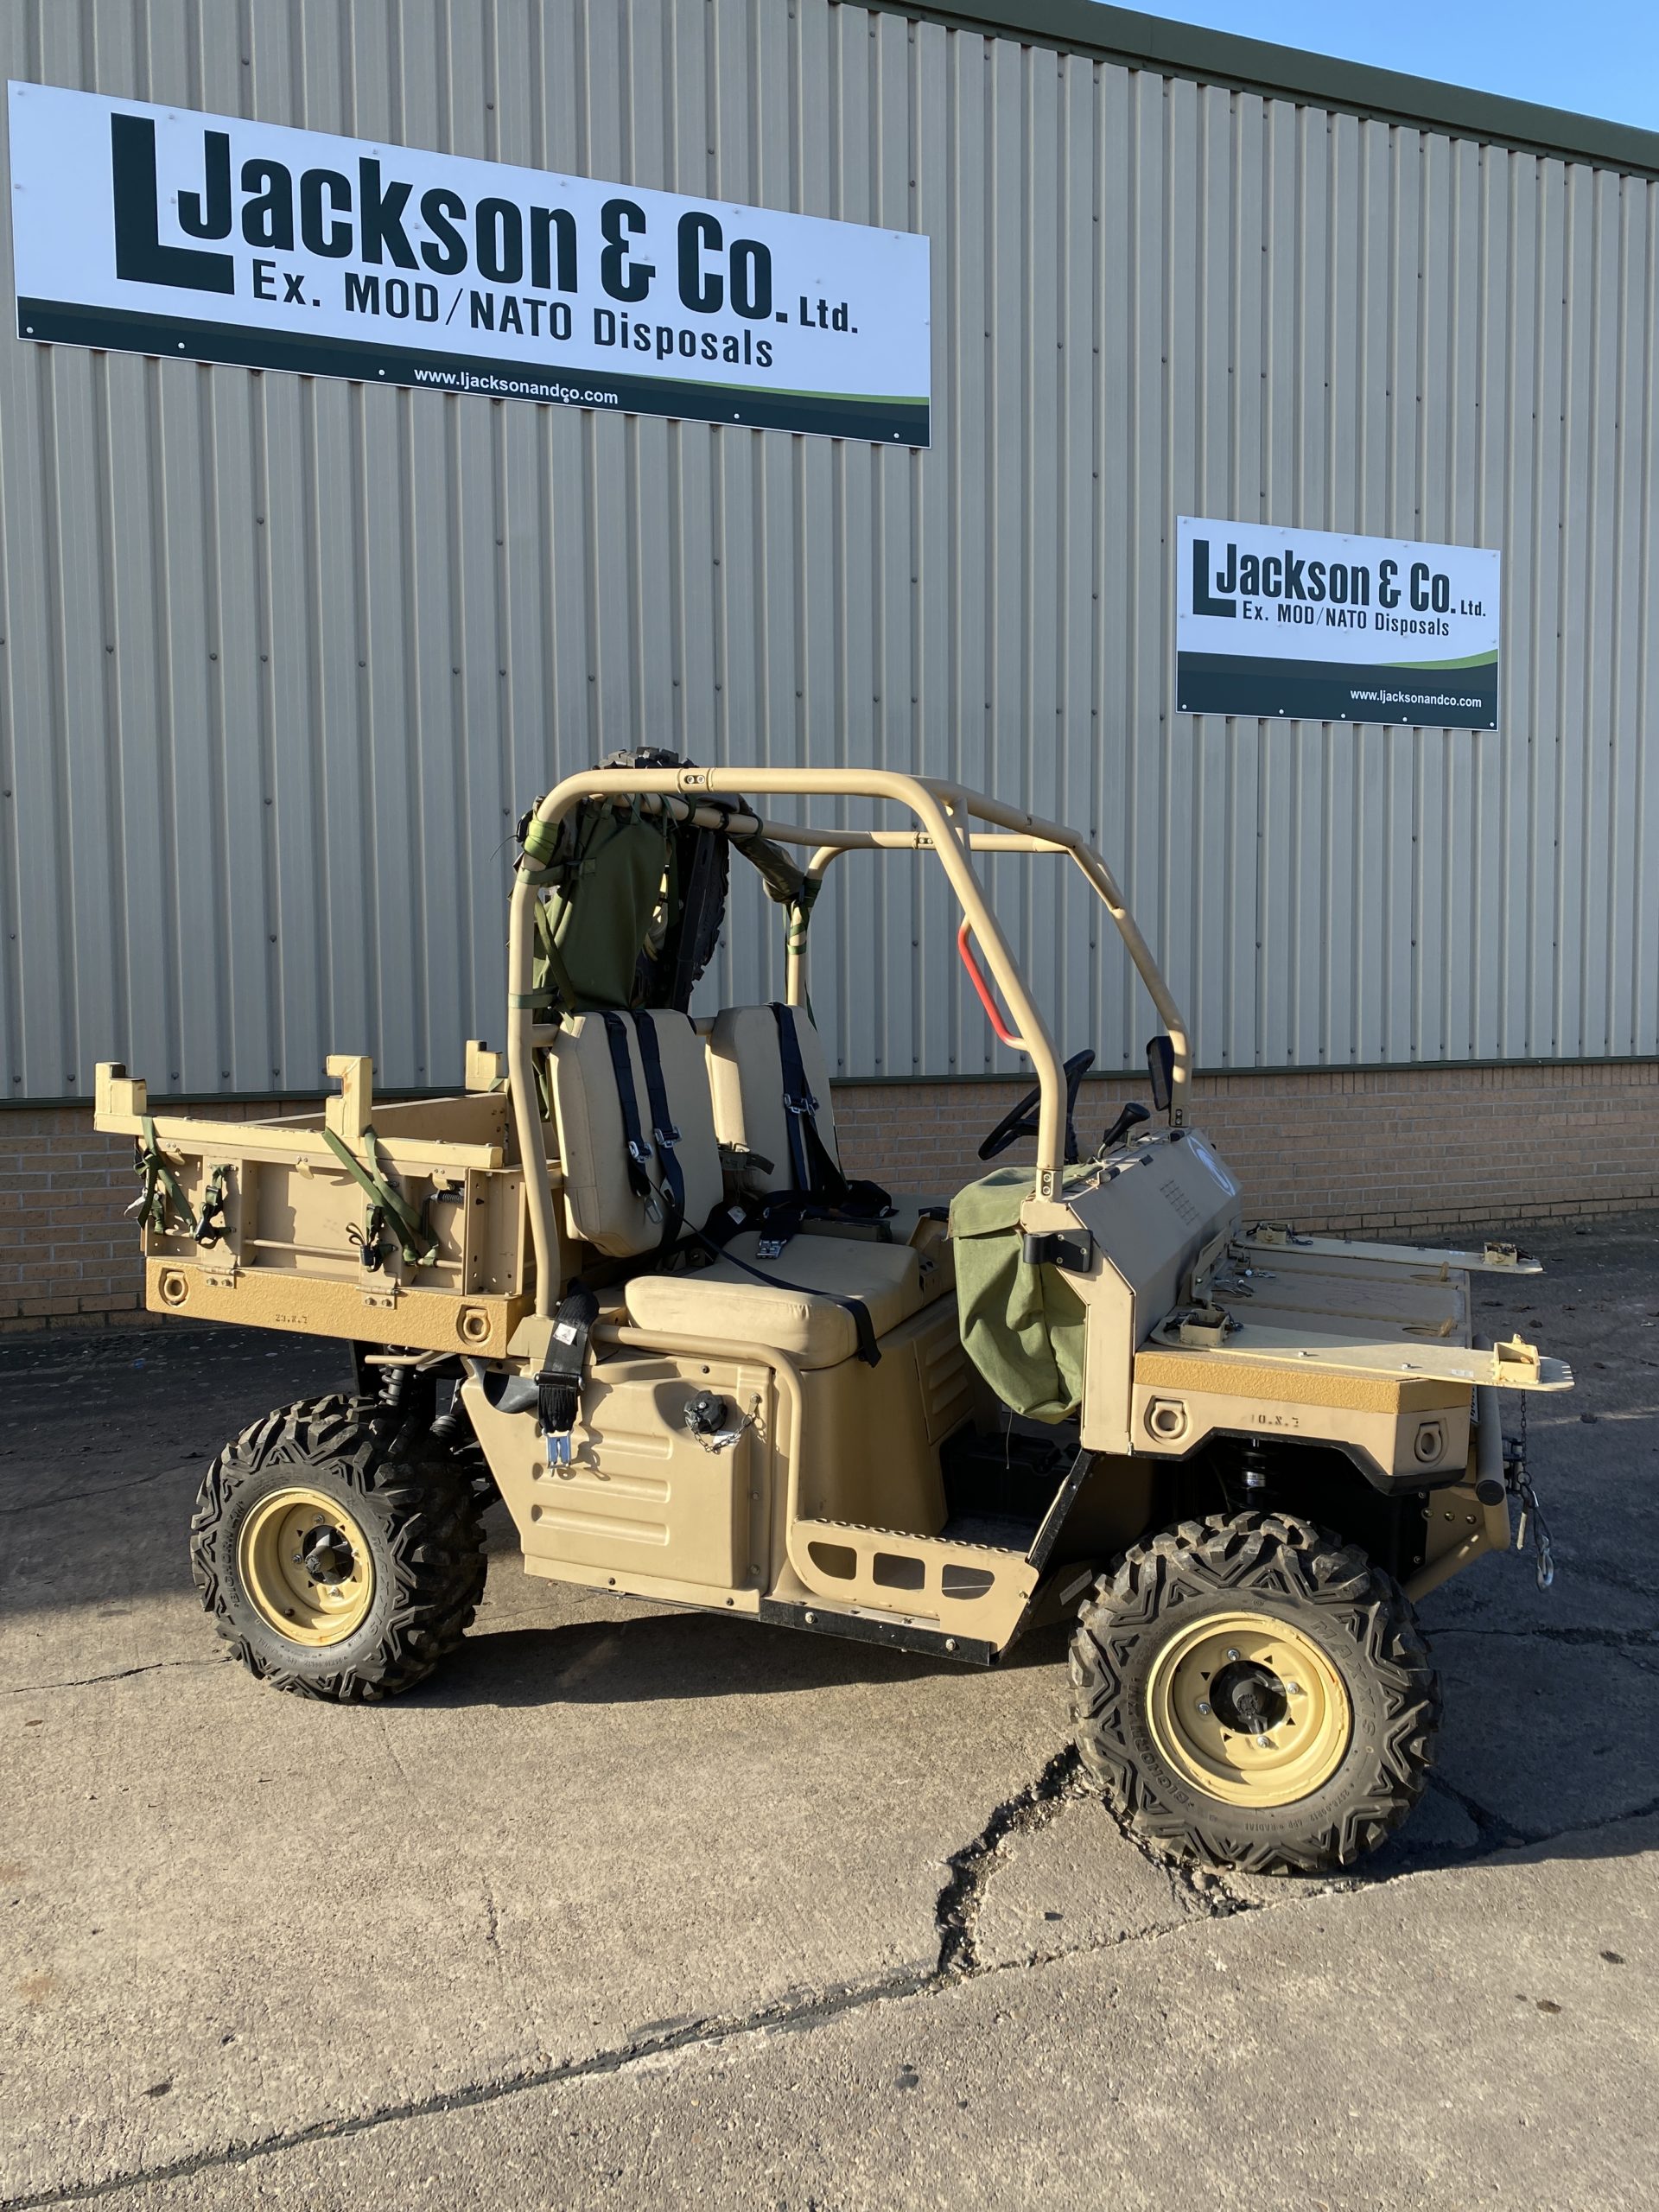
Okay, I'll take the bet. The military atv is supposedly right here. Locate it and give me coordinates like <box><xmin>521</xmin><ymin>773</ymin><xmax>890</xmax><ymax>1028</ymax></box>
<box><xmin>95</xmin><ymin>760</ymin><xmax>1570</xmax><ymax>1872</ymax></box>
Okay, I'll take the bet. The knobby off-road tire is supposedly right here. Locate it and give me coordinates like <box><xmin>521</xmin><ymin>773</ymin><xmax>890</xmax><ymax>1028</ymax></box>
<box><xmin>1070</xmin><ymin>1510</ymin><xmax>1440</xmax><ymax>1873</ymax></box>
<box><xmin>190</xmin><ymin>1394</ymin><xmax>487</xmax><ymax>1701</ymax></box>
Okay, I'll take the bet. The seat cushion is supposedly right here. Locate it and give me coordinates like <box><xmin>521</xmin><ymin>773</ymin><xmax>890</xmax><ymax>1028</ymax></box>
<box><xmin>624</xmin><ymin>1230</ymin><xmax>950</xmax><ymax>1370</ymax></box>
<box><xmin>706</xmin><ymin>1004</ymin><xmax>839</xmax><ymax>1195</ymax></box>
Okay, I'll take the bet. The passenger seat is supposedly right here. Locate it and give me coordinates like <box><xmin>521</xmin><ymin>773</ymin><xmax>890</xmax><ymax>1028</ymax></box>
<box><xmin>550</xmin><ymin>1011</ymin><xmax>723</xmax><ymax>1257</ymax></box>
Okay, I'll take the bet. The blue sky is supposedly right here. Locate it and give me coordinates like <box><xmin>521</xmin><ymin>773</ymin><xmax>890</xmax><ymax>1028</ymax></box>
<box><xmin>1112</xmin><ymin>3</ymin><xmax>1659</xmax><ymax>132</ymax></box>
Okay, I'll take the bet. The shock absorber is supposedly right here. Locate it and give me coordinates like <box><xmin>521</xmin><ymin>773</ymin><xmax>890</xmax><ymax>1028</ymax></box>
<box><xmin>372</xmin><ymin>1361</ymin><xmax>438</xmax><ymax>1427</ymax></box>
<box><xmin>1240</xmin><ymin>1437</ymin><xmax>1272</xmax><ymax>1502</ymax></box>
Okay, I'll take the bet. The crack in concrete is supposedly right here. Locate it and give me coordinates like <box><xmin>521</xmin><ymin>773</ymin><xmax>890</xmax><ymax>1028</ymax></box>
<box><xmin>1543</xmin><ymin>1559</ymin><xmax>1659</xmax><ymax>1606</ymax></box>
<box><xmin>1387</xmin><ymin>1783</ymin><xmax>1659</xmax><ymax>1864</ymax></box>
<box><xmin>0</xmin><ymin>1465</ymin><xmax>185</xmax><ymax>1520</ymax></box>
<box><xmin>1175</xmin><ymin>1858</ymin><xmax>1260</xmax><ymax>1917</ymax></box>
<box><xmin>372</xmin><ymin>1708</ymin><xmax>419</xmax><ymax>1796</ymax></box>
<box><xmin>0</xmin><ymin>1755</ymin><xmax>1241</xmax><ymax>2212</ymax></box>
<box><xmin>8</xmin><ymin>1777</ymin><xmax>1658</xmax><ymax>2210</ymax></box>
<box><xmin>0</xmin><ymin>1964</ymin><xmax>939</xmax><ymax>2211</ymax></box>
<box><xmin>933</xmin><ymin>1745</ymin><xmax>1084</xmax><ymax>1978</ymax></box>
<box><xmin>0</xmin><ymin>1656</ymin><xmax>225</xmax><ymax>1699</ymax></box>
<box><xmin>930</xmin><ymin>1750</ymin><xmax>1270</xmax><ymax>1985</ymax></box>
<box><xmin>1506</xmin><ymin>1793</ymin><xmax>1659</xmax><ymax>1847</ymax></box>
<box><xmin>1422</xmin><ymin>1777</ymin><xmax>1529</xmax><ymax>1853</ymax></box>
<box><xmin>1431</xmin><ymin>1622</ymin><xmax>1659</xmax><ymax>1653</ymax></box>
<box><xmin>1086</xmin><ymin>1789</ymin><xmax>1258</xmax><ymax>1921</ymax></box>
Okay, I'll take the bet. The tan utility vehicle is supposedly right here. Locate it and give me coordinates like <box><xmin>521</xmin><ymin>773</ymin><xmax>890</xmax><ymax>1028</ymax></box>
<box><xmin>95</xmin><ymin>760</ymin><xmax>1570</xmax><ymax>1872</ymax></box>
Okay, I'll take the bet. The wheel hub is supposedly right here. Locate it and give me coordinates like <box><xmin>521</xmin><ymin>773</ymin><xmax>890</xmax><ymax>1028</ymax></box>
<box><xmin>300</xmin><ymin>1528</ymin><xmax>354</xmax><ymax>1584</ymax></box>
<box><xmin>1208</xmin><ymin>1658</ymin><xmax>1290</xmax><ymax>1736</ymax></box>
<box><xmin>1144</xmin><ymin>1609</ymin><xmax>1351</xmax><ymax>1808</ymax></box>
<box><xmin>237</xmin><ymin>1486</ymin><xmax>375</xmax><ymax>1648</ymax></box>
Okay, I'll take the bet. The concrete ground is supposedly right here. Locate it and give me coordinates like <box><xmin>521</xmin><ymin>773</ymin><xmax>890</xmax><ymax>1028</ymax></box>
<box><xmin>2</xmin><ymin>1217</ymin><xmax>1656</xmax><ymax>2210</ymax></box>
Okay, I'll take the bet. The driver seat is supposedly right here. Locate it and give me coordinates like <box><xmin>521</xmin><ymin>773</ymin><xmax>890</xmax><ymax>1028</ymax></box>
<box><xmin>705</xmin><ymin>1003</ymin><xmax>842</xmax><ymax>1194</ymax></box>
<box><xmin>704</xmin><ymin>1004</ymin><xmax>954</xmax><ymax>1249</ymax></box>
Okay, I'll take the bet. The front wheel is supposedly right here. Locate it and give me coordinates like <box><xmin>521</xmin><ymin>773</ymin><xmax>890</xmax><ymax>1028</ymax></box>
<box><xmin>190</xmin><ymin>1394</ymin><xmax>487</xmax><ymax>1701</ymax></box>
<box><xmin>1070</xmin><ymin>1510</ymin><xmax>1440</xmax><ymax>1873</ymax></box>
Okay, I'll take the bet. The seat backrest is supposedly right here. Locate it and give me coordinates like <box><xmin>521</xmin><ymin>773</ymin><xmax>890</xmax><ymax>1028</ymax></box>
<box><xmin>550</xmin><ymin>1010</ymin><xmax>722</xmax><ymax>1257</ymax></box>
<box><xmin>705</xmin><ymin>1004</ymin><xmax>839</xmax><ymax>1197</ymax></box>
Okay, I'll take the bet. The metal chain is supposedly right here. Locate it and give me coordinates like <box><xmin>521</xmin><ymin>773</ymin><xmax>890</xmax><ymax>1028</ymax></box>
<box><xmin>1507</xmin><ymin>1389</ymin><xmax>1554</xmax><ymax>1591</ymax></box>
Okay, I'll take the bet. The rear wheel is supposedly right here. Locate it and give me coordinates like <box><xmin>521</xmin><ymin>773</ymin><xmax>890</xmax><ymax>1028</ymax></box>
<box><xmin>1070</xmin><ymin>1510</ymin><xmax>1439</xmax><ymax>1872</ymax></box>
<box><xmin>190</xmin><ymin>1394</ymin><xmax>486</xmax><ymax>1701</ymax></box>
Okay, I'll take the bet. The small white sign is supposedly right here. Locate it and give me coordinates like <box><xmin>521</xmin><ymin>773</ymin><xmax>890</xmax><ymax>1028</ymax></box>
<box><xmin>1176</xmin><ymin>517</ymin><xmax>1500</xmax><ymax>728</ymax></box>
<box><xmin>8</xmin><ymin>80</ymin><xmax>931</xmax><ymax>445</ymax></box>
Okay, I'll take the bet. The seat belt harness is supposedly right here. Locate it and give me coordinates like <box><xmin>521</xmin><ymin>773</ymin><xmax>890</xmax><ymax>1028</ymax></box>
<box><xmin>537</xmin><ymin>1278</ymin><xmax>599</xmax><ymax>1465</ymax></box>
<box><xmin>771</xmin><ymin>1002</ymin><xmax>833</xmax><ymax>1198</ymax></box>
<box><xmin>597</xmin><ymin>1011</ymin><xmax>658</xmax><ymax>1214</ymax></box>
<box><xmin>762</xmin><ymin>1005</ymin><xmax>895</xmax><ymax>1255</ymax></box>
<box><xmin>631</xmin><ymin>1011</ymin><xmax>686</xmax><ymax>1250</ymax></box>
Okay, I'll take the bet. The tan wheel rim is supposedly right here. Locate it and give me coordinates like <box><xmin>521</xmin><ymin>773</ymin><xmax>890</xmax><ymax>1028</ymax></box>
<box><xmin>1144</xmin><ymin>1609</ymin><xmax>1351</xmax><ymax>1808</ymax></box>
<box><xmin>238</xmin><ymin>1485</ymin><xmax>375</xmax><ymax>1647</ymax></box>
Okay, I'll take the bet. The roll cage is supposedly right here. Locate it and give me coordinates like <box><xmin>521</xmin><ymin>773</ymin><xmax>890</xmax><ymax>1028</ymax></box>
<box><xmin>509</xmin><ymin>766</ymin><xmax>1192</xmax><ymax>1320</ymax></box>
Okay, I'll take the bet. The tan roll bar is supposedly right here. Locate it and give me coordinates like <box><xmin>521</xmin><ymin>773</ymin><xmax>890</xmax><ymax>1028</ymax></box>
<box><xmin>506</xmin><ymin>766</ymin><xmax>1192</xmax><ymax>1317</ymax></box>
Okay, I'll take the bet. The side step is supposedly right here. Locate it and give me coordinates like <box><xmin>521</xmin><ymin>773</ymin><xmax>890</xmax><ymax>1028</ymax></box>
<box><xmin>788</xmin><ymin>1515</ymin><xmax>1038</xmax><ymax>1647</ymax></box>
<box><xmin>757</xmin><ymin>1596</ymin><xmax>994</xmax><ymax>1667</ymax></box>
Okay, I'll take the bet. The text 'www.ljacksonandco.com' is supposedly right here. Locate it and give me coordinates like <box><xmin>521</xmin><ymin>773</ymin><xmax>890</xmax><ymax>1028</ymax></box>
<box><xmin>412</xmin><ymin>364</ymin><xmax>620</xmax><ymax>404</ymax></box>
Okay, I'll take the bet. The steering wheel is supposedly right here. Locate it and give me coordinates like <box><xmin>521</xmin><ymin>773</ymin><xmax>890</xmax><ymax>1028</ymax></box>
<box><xmin>978</xmin><ymin>1050</ymin><xmax>1095</xmax><ymax>1163</ymax></box>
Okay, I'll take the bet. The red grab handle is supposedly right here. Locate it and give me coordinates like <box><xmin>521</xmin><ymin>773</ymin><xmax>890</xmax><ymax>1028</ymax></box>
<box><xmin>957</xmin><ymin>917</ymin><xmax>1021</xmax><ymax>1047</ymax></box>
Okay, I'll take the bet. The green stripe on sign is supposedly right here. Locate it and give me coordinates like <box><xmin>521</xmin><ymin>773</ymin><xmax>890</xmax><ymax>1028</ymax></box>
<box><xmin>1386</xmin><ymin>649</ymin><xmax>1501</xmax><ymax>671</ymax></box>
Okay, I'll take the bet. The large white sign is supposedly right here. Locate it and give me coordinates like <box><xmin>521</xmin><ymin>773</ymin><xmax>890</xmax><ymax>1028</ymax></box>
<box><xmin>1176</xmin><ymin>517</ymin><xmax>1500</xmax><ymax>728</ymax></box>
<box><xmin>7</xmin><ymin>81</ymin><xmax>931</xmax><ymax>445</ymax></box>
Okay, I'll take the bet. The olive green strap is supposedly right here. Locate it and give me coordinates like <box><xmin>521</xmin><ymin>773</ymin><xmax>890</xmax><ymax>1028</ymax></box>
<box><xmin>785</xmin><ymin>883</ymin><xmax>821</xmax><ymax>954</ymax></box>
<box><xmin>521</xmin><ymin>811</ymin><xmax>562</xmax><ymax>868</ymax></box>
<box><xmin>321</xmin><ymin>1126</ymin><xmax>438</xmax><ymax>1270</ymax></box>
<box><xmin>364</xmin><ymin>1128</ymin><xmax>440</xmax><ymax>1269</ymax></box>
<box><xmin>129</xmin><ymin>1116</ymin><xmax>198</xmax><ymax>1237</ymax></box>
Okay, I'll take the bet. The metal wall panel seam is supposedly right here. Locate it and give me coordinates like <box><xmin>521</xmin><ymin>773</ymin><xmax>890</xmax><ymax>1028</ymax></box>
<box><xmin>1</xmin><ymin>0</ymin><xmax>1656</xmax><ymax>1100</ymax></box>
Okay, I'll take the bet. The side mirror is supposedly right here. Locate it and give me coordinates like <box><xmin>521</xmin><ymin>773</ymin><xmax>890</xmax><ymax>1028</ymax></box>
<box><xmin>1146</xmin><ymin>1033</ymin><xmax>1175</xmax><ymax>1114</ymax></box>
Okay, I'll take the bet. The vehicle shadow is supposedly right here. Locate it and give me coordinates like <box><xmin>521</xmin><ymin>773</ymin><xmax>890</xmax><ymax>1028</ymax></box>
<box><xmin>1355</xmin><ymin>1622</ymin><xmax>1659</xmax><ymax>1879</ymax></box>
<box><xmin>427</xmin><ymin>1598</ymin><xmax>1659</xmax><ymax>1879</ymax></box>
<box><xmin>424</xmin><ymin>1605</ymin><xmax>1072</xmax><ymax>1710</ymax></box>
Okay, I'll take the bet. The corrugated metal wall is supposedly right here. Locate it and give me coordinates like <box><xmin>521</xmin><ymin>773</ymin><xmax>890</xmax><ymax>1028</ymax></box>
<box><xmin>2</xmin><ymin>0</ymin><xmax>1656</xmax><ymax>1104</ymax></box>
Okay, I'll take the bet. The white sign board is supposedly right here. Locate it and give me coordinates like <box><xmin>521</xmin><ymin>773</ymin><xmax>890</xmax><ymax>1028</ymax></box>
<box><xmin>1176</xmin><ymin>517</ymin><xmax>1500</xmax><ymax>728</ymax></box>
<box><xmin>7</xmin><ymin>81</ymin><xmax>931</xmax><ymax>445</ymax></box>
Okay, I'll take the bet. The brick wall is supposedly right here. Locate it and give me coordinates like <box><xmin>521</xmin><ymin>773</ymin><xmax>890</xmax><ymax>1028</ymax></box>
<box><xmin>835</xmin><ymin>1059</ymin><xmax>1659</xmax><ymax>1237</ymax></box>
<box><xmin>3</xmin><ymin>1060</ymin><xmax>1656</xmax><ymax>1332</ymax></box>
<box><xmin>0</xmin><ymin>1101</ymin><xmax>299</xmax><ymax>1335</ymax></box>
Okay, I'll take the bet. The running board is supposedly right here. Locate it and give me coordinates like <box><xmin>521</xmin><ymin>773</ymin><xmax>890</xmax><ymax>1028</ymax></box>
<box><xmin>758</xmin><ymin>1596</ymin><xmax>994</xmax><ymax>1666</ymax></box>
